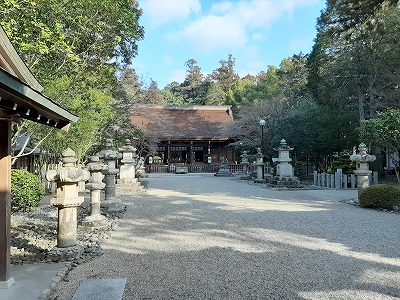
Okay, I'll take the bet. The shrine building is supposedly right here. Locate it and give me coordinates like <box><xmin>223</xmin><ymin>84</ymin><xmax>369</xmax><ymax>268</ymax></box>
<box><xmin>130</xmin><ymin>105</ymin><xmax>236</xmax><ymax>165</ymax></box>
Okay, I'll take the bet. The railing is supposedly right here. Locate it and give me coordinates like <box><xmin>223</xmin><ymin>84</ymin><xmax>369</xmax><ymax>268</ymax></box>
<box><xmin>145</xmin><ymin>164</ymin><xmax>248</xmax><ymax>174</ymax></box>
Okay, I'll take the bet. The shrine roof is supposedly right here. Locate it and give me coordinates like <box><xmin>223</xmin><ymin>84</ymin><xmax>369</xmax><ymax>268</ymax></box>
<box><xmin>130</xmin><ymin>105</ymin><xmax>234</xmax><ymax>141</ymax></box>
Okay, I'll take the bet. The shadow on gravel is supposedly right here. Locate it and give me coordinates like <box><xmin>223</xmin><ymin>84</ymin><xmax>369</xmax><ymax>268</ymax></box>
<box><xmin>52</xmin><ymin>174</ymin><xmax>400</xmax><ymax>300</ymax></box>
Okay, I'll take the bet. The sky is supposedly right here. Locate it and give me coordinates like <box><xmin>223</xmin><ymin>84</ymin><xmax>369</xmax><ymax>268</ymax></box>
<box><xmin>132</xmin><ymin>0</ymin><xmax>326</xmax><ymax>89</ymax></box>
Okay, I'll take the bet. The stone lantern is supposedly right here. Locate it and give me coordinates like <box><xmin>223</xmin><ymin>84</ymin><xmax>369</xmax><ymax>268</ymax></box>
<box><xmin>97</xmin><ymin>139</ymin><xmax>123</xmax><ymax>212</ymax></box>
<box><xmin>255</xmin><ymin>147</ymin><xmax>264</xmax><ymax>181</ymax></box>
<box><xmin>350</xmin><ymin>143</ymin><xmax>376</xmax><ymax>197</ymax></box>
<box><xmin>118</xmin><ymin>139</ymin><xmax>137</xmax><ymax>182</ymax></box>
<box><xmin>82</xmin><ymin>156</ymin><xmax>108</xmax><ymax>228</ymax></box>
<box><xmin>274</xmin><ymin>139</ymin><xmax>294</xmax><ymax>179</ymax></box>
<box><xmin>240</xmin><ymin>150</ymin><xmax>249</xmax><ymax>174</ymax></box>
<box><xmin>46</xmin><ymin>148</ymin><xmax>90</xmax><ymax>251</ymax></box>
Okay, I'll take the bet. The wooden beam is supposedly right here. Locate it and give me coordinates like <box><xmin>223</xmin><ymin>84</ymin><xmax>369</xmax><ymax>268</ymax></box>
<box><xmin>0</xmin><ymin>118</ymin><xmax>14</xmax><ymax>288</ymax></box>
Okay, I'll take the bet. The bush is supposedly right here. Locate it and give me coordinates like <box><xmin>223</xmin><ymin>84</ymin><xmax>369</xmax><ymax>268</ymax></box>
<box><xmin>11</xmin><ymin>169</ymin><xmax>44</xmax><ymax>212</ymax></box>
<box><xmin>359</xmin><ymin>184</ymin><xmax>400</xmax><ymax>210</ymax></box>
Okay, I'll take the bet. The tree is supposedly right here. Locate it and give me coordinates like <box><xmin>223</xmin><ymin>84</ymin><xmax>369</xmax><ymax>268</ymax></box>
<box><xmin>1</xmin><ymin>0</ymin><xmax>144</xmax><ymax>164</ymax></box>
<box><xmin>210</xmin><ymin>54</ymin><xmax>239</xmax><ymax>94</ymax></box>
<box><xmin>320</xmin><ymin>0</ymin><xmax>399</xmax><ymax>34</ymax></box>
<box><xmin>360</xmin><ymin>108</ymin><xmax>400</xmax><ymax>182</ymax></box>
<box><xmin>177</xmin><ymin>59</ymin><xmax>205</xmax><ymax>104</ymax></box>
<box><xmin>0</xmin><ymin>0</ymin><xmax>144</xmax><ymax>83</ymax></box>
<box><xmin>308</xmin><ymin>1</ymin><xmax>400</xmax><ymax>120</ymax></box>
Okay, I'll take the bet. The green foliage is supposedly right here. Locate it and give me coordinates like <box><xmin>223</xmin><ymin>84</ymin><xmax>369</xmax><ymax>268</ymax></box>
<box><xmin>11</xmin><ymin>169</ymin><xmax>44</xmax><ymax>212</ymax></box>
<box><xmin>361</xmin><ymin>108</ymin><xmax>400</xmax><ymax>181</ymax></box>
<box><xmin>2</xmin><ymin>0</ymin><xmax>144</xmax><ymax>163</ymax></box>
<box><xmin>331</xmin><ymin>150</ymin><xmax>355</xmax><ymax>174</ymax></box>
<box><xmin>359</xmin><ymin>184</ymin><xmax>400</xmax><ymax>210</ymax></box>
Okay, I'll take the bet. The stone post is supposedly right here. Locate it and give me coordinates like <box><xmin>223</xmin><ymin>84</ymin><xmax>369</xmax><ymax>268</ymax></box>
<box><xmin>255</xmin><ymin>147</ymin><xmax>264</xmax><ymax>181</ymax></box>
<box><xmin>82</xmin><ymin>156</ymin><xmax>108</xmax><ymax>228</ymax></box>
<box><xmin>240</xmin><ymin>151</ymin><xmax>249</xmax><ymax>174</ymax></box>
<box><xmin>97</xmin><ymin>139</ymin><xmax>123</xmax><ymax>212</ymax></box>
<box><xmin>46</xmin><ymin>148</ymin><xmax>89</xmax><ymax>251</ymax></box>
<box><xmin>350</xmin><ymin>143</ymin><xmax>376</xmax><ymax>198</ymax></box>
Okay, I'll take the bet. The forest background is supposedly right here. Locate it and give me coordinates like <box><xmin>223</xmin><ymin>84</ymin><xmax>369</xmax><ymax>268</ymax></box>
<box><xmin>1</xmin><ymin>0</ymin><xmax>400</xmax><ymax>176</ymax></box>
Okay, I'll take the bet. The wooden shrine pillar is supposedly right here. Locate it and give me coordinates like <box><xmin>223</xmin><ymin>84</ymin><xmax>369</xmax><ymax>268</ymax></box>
<box><xmin>0</xmin><ymin>117</ymin><xmax>14</xmax><ymax>288</ymax></box>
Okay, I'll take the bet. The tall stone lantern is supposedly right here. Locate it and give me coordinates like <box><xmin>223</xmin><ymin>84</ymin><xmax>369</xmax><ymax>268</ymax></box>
<box><xmin>255</xmin><ymin>147</ymin><xmax>264</xmax><ymax>181</ymax></box>
<box><xmin>350</xmin><ymin>143</ymin><xmax>376</xmax><ymax>197</ymax></box>
<box><xmin>46</xmin><ymin>148</ymin><xmax>90</xmax><ymax>249</ymax></box>
<box><xmin>118</xmin><ymin>139</ymin><xmax>137</xmax><ymax>183</ymax></box>
<box><xmin>97</xmin><ymin>139</ymin><xmax>123</xmax><ymax>212</ymax></box>
<box><xmin>274</xmin><ymin>139</ymin><xmax>294</xmax><ymax>179</ymax></box>
<box><xmin>82</xmin><ymin>156</ymin><xmax>108</xmax><ymax>228</ymax></box>
<box><xmin>240</xmin><ymin>151</ymin><xmax>249</xmax><ymax>174</ymax></box>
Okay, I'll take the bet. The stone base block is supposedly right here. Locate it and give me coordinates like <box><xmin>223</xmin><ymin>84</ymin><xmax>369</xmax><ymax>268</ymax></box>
<box><xmin>47</xmin><ymin>245</ymin><xmax>84</xmax><ymax>262</ymax></box>
<box><xmin>0</xmin><ymin>277</ymin><xmax>15</xmax><ymax>289</ymax></box>
<box><xmin>116</xmin><ymin>182</ymin><xmax>145</xmax><ymax>194</ymax></box>
<box><xmin>82</xmin><ymin>214</ymin><xmax>109</xmax><ymax>228</ymax></box>
<box><xmin>101</xmin><ymin>198</ymin><xmax>125</xmax><ymax>212</ymax></box>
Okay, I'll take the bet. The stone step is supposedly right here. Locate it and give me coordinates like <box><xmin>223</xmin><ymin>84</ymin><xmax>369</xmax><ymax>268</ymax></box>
<box><xmin>72</xmin><ymin>278</ymin><xmax>126</xmax><ymax>300</ymax></box>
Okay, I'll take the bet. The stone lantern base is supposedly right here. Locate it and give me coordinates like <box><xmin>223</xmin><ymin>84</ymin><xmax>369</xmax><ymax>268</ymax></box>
<box><xmin>82</xmin><ymin>214</ymin><xmax>109</xmax><ymax>228</ymax></box>
<box><xmin>101</xmin><ymin>198</ymin><xmax>125</xmax><ymax>213</ymax></box>
<box><xmin>47</xmin><ymin>245</ymin><xmax>84</xmax><ymax>262</ymax></box>
<box><xmin>116</xmin><ymin>178</ymin><xmax>145</xmax><ymax>194</ymax></box>
<box><xmin>266</xmin><ymin>175</ymin><xmax>300</xmax><ymax>187</ymax></box>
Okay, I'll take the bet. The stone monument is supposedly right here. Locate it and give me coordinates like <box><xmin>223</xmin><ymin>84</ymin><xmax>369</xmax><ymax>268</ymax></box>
<box><xmin>97</xmin><ymin>139</ymin><xmax>124</xmax><ymax>212</ymax></box>
<box><xmin>82</xmin><ymin>156</ymin><xmax>108</xmax><ymax>228</ymax></box>
<box><xmin>46</xmin><ymin>148</ymin><xmax>90</xmax><ymax>260</ymax></box>
<box><xmin>214</xmin><ymin>156</ymin><xmax>234</xmax><ymax>177</ymax></box>
<box><xmin>350</xmin><ymin>143</ymin><xmax>376</xmax><ymax>197</ymax></box>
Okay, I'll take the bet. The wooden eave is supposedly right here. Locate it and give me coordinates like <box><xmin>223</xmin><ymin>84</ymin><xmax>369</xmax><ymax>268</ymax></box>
<box><xmin>0</xmin><ymin>68</ymin><xmax>78</xmax><ymax>130</ymax></box>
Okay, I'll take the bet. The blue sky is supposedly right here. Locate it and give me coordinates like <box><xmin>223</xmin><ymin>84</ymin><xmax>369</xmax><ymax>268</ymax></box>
<box><xmin>132</xmin><ymin>0</ymin><xmax>326</xmax><ymax>89</ymax></box>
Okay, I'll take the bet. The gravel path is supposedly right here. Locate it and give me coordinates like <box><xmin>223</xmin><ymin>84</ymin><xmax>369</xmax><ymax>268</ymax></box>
<box><xmin>49</xmin><ymin>174</ymin><xmax>400</xmax><ymax>300</ymax></box>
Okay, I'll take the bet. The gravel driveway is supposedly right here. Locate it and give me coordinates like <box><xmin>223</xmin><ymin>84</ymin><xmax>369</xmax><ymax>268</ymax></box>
<box><xmin>49</xmin><ymin>174</ymin><xmax>400</xmax><ymax>300</ymax></box>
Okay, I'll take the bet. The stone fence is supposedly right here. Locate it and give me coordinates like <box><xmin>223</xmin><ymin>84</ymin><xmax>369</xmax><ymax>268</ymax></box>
<box><xmin>313</xmin><ymin>170</ymin><xmax>379</xmax><ymax>189</ymax></box>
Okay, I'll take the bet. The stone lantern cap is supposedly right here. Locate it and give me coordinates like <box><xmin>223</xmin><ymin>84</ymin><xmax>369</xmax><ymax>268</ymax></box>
<box><xmin>97</xmin><ymin>138</ymin><xmax>121</xmax><ymax>160</ymax></box>
<box><xmin>274</xmin><ymin>139</ymin><xmax>293</xmax><ymax>152</ymax></box>
<box><xmin>46</xmin><ymin>148</ymin><xmax>90</xmax><ymax>182</ymax></box>
<box><xmin>350</xmin><ymin>143</ymin><xmax>376</xmax><ymax>163</ymax></box>
<box><xmin>86</xmin><ymin>156</ymin><xmax>108</xmax><ymax>172</ymax></box>
<box><xmin>119</xmin><ymin>139</ymin><xmax>137</xmax><ymax>154</ymax></box>
<box><xmin>255</xmin><ymin>147</ymin><xmax>263</xmax><ymax>158</ymax></box>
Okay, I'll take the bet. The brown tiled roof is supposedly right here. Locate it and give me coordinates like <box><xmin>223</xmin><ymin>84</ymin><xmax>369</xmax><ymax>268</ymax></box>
<box><xmin>130</xmin><ymin>105</ymin><xmax>234</xmax><ymax>141</ymax></box>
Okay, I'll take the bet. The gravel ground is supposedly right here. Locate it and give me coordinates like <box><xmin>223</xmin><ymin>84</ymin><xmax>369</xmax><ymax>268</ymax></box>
<box><xmin>11</xmin><ymin>195</ymin><xmax>123</xmax><ymax>265</ymax></box>
<box><xmin>48</xmin><ymin>174</ymin><xmax>400</xmax><ymax>300</ymax></box>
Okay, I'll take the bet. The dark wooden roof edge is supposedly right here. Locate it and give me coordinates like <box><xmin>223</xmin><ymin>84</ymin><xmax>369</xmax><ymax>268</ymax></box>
<box><xmin>0</xmin><ymin>68</ymin><xmax>78</xmax><ymax>130</ymax></box>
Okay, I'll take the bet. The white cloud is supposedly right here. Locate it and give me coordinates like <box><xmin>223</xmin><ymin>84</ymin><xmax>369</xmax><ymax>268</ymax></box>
<box><xmin>140</xmin><ymin>0</ymin><xmax>201</xmax><ymax>27</ymax></box>
<box><xmin>210</xmin><ymin>2</ymin><xmax>233</xmax><ymax>14</ymax></box>
<box><xmin>168</xmin><ymin>69</ymin><xmax>187</xmax><ymax>83</ymax></box>
<box><xmin>167</xmin><ymin>15</ymin><xmax>247</xmax><ymax>53</ymax></box>
<box><xmin>167</xmin><ymin>0</ymin><xmax>320</xmax><ymax>54</ymax></box>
